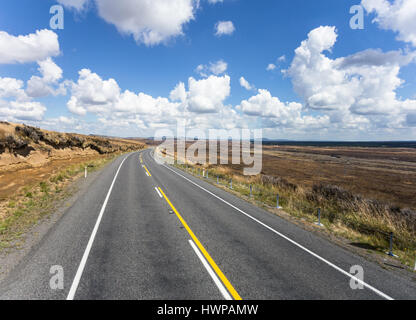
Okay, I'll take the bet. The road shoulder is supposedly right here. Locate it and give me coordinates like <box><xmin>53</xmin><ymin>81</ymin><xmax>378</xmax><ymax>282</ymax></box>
<box><xmin>0</xmin><ymin>155</ymin><xmax>122</xmax><ymax>283</ymax></box>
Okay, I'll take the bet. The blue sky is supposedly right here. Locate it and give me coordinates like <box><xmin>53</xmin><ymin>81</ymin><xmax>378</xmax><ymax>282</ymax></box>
<box><xmin>0</xmin><ymin>0</ymin><xmax>415</xmax><ymax>140</ymax></box>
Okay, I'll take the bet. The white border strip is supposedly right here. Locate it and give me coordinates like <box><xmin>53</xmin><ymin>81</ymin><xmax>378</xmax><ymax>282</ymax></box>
<box><xmin>188</xmin><ymin>240</ymin><xmax>232</xmax><ymax>300</ymax></box>
<box><xmin>162</xmin><ymin>162</ymin><xmax>394</xmax><ymax>301</ymax></box>
<box><xmin>66</xmin><ymin>153</ymin><xmax>133</xmax><ymax>300</ymax></box>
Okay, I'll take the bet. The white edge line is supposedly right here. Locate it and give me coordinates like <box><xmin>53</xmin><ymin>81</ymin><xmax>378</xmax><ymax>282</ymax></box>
<box><xmin>188</xmin><ymin>240</ymin><xmax>232</xmax><ymax>301</ymax></box>
<box><xmin>66</xmin><ymin>153</ymin><xmax>133</xmax><ymax>300</ymax></box>
<box><xmin>146</xmin><ymin>172</ymin><xmax>150</xmax><ymax>177</ymax></box>
<box><xmin>162</xmin><ymin>162</ymin><xmax>394</xmax><ymax>301</ymax></box>
<box><xmin>155</xmin><ymin>187</ymin><xmax>163</xmax><ymax>198</ymax></box>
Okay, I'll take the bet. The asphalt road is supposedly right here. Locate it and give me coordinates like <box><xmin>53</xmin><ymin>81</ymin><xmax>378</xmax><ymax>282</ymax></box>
<box><xmin>1</xmin><ymin>149</ymin><xmax>416</xmax><ymax>300</ymax></box>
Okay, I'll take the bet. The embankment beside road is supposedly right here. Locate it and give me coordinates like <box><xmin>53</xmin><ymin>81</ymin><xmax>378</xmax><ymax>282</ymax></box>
<box><xmin>0</xmin><ymin>122</ymin><xmax>146</xmax><ymax>251</ymax></box>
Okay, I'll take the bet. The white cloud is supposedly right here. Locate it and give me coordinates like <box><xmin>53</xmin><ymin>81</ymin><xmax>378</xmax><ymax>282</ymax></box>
<box><xmin>37</xmin><ymin>57</ymin><xmax>63</xmax><ymax>83</ymax></box>
<box><xmin>362</xmin><ymin>0</ymin><xmax>416</xmax><ymax>47</ymax></box>
<box><xmin>237</xmin><ymin>89</ymin><xmax>329</xmax><ymax>129</ymax></box>
<box><xmin>0</xmin><ymin>76</ymin><xmax>47</xmax><ymax>121</ymax></box>
<box><xmin>170</xmin><ymin>82</ymin><xmax>187</xmax><ymax>102</ymax></box>
<box><xmin>266</xmin><ymin>63</ymin><xmax>276</xmax><ymax>71</ymax></box>
<box><xmin>266</xmin><ymin>56</ymin><xmax>287</xmax><ymax>72</ymax></box>
<box><xmin>54</xmin><ymin>20</ymin><xmax>416</xmax><ymax>138</ymax></box>
<box><xmin>196</xmin><ymin>60</ymin><xmax>228</xmax><ymax>77</ymax></box>
<box><xmin>115</xmin><ymin>90</ymin><xmax>178</xmax><ymax>116</ymax></box>
<box><xmin>0</xmin><ymin>77</ymin><xmax>27</xmax><ymax>101</ymax></box>
<box><xmin>238</xmin><ymin>89</ymin><xmax>300</xmax><ymax>118</ymax></box>
<box><xmin>187</xmin><ymin>75</ymin><xmax>231</xmax><ymax>113</ymax></box>
<box><xmin>66</xmin><ymin>68</ymin><xmax>230</xmax><ymax>129</ymax></box>
<box><xmin>215</xmin><ymin>21</ymin><xmax>235</xmax><ymax>36</ymax></box>
<box><xmin>67</xmin><ymin>96</ymin><xmax>86</xmax><ymax>116</ymax></box>
<box><xmin>58</xmin><ymin>116</ymin><xmax>78</xmax><ymax>125</ymax></box>
<box><xmin>207</xmin><ymin>0</ymin><xmax>223</xmax><ymax>3</ymax></box>
<box><xmin>286</xmin><ymin>25</ymin><xmax>416</xmax><ymax>130</ymax></box>
<box><xmin>26</xmin><ymin>77</ymin><xmax>55</xmax><ymax>98</ymax></box>
<box><xmin>26</xmin><ymin>58</ymin><xmax>66</xmax><ymax>98</ymax></box>
<box><xmin>0</xmin><ymin>29</ymin><xmax>63</xmax><ymax>121</ymax></box>
<box><xmin>209</xmin><ymin>60</ymin><xmax>228</xmax><ymax>75</ymax></box>
<box><xmin>57</xmin><ymin>0</ymin><xmax>89</xmax><ymax>11</ymax></box>
<box><xmin>62</xmin><ymin>65</ymin><xmax>333</xmax><ymax>134</ymax></box>
<box><xmin>0</xmin><ymin>29</ymin><xmax>60</xmax><ymax>64</ymax></box>
<box><xmin>0</xmin><ymin>100</ymin><xmax>46</xmax><ymax>121</ymax></box>
<box><xmin>67</xmin><ymin>69</ymin><xmax>120</xmax><ymax>115</ymax></box>
<box><xmin>93</xmin><ymin>0</ymin><xmax>196</xmax><ymax>46</ymax></box>
<box><xmin>239</xmin><ymin>77</ymin><xmax>254</xmax><ymax>91</ymax></box>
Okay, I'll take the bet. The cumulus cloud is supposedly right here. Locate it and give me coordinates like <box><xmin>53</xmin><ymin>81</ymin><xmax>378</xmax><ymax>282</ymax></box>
<box><xmin>63</xmin><ymin>65</ymin><xmax>334</xmax><ymax>134</ymax></box>
<box><xmin>93</xmin><ymin>0</ymin><xmax>196</xmax><ymax>46</ymax></box>
<box><xmin>239</xmin><ymin>77</ymin><xmax>254</xmax><ymax>91</ymax></box>
<box><xmin>0</xmin><ymin>77</ymin><xmax>27</xmax><ymax>101</ymax></box>
<box><xmin>66</xmin><ymin>67</ymin><xmax>231</xmax><ymax>131</ymax></box>
<box><xmin>0</xmin><ymin>77</ymin><xmax>46</xmax><ymax>121</ymax></box>
<box><xmin>170</xmin><ymin>82</ymin><xmax>187</xmax><ymax>102</ymax></box>
<box><xmin>58</xmin><ymin>0</ymin><xmax>202</xmax><ymax>46</ymax></box>
<box><xmin>0</xmin><ymin>100</ymin><xmax>46</xmax><ymax>121</ymax></box>
<box><xmin>286</xmin><ymin>25</ymin><xmax>416</xmax><ymax>129</ymax></box>
<box><xmin>26</xmin><ymin>58</ymin><xmax>66</xmax><ymax>98</ymax></box>
<box><xmin>37</xmin><ymin>57</ymin><xmax>63</xmax><ymax>82</ymax></box>
<box><xmin>196</xmin><ymin>60</ymin><xmax>228</xmax><ymax>77</ymax></box>
<box><xmin>186</xmin><ymin>75</ymin><xmax>231</xmax><ymax>113</ymax></box>
<box><xmin>115</xmin><ymin>90</ymin><xmax>178</xmax><ymax>116</ymax></box>
<box><xmin>238</xmin><ymin>89</ymin><xmax>301</xmax><ymax>118</ymax></box>
<box><xmin>0</xmin><ymin>30</ymin><xmax>63</xmax><ymax>121</ymax></box>
<box><xmin>68</xmin><ymin>73</ymin><xmax>236</xmax><ymax>133</ymax></box>
<box><xmin>362</xmin><ymin>0</ymin><xmax>416</xmax><ymax>47</ymax></box>
<box><xmin>0</xmin><ymin>29</ymin><xmax>60</xmax><ymax>64</ymax></box>
<box><xmin>215</xmin><ymin>21</ymin><xmax>235</xmax><ymax>36</ymax></box>
<box><xmin>237</xmin><ymin>89</ymin><xmax>329</xmax><ymax>129</ymax></box>
<box><xmin>67</xmin><ymin>69</ymin><xmax>120</xmax><ymax>115</ymax></box>
<box><xmin>209</xmin><ymin>60</ymin><xmax>228</xmax><ymax>75</ymax></box>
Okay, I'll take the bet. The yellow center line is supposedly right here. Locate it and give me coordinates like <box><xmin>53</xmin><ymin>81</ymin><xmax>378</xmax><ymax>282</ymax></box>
<box><xmin>158</xmin><ymin>187</ymin><xmax>242</xmax><ymax>300</ymax></box>
<box><xmin>143</xmin><ymin>165</ymin><xmax>152</xmax><ymax>177</ymax></box>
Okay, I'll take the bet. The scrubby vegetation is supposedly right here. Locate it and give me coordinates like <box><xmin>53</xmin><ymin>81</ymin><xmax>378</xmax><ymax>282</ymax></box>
<box><xmin>0</xmin><ymin>121</ymin><xmax>147</xmax><ymax>251</ymax></box>
<box><xmin>0</xmin><ymin>156</ymin><xmax>117</xmax><ymax>250</ymax></box>
<box><xmin>174</xmin><ymin>162</ymin><xmax>416</xmax><ymax>269</ymax></box>
<box><xmin>0</xmin><ymin>123</ymin><xmax>144</xmax><ymax>156</ymax></box>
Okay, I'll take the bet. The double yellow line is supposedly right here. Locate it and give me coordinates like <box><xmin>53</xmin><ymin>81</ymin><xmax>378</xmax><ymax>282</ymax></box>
<box><xmin>158</xmin><ymin>187</ymin><xmax>242</xmax><ymax>300</ymax></box>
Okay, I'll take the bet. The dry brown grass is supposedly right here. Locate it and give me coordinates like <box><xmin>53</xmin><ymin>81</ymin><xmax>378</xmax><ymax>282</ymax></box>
<box><xmin>0</xmin><ymin>121</ymin><xmax>147</xmax><ymax>249</ymax></box>
<box><xmin>0</xmin><ymin>122</ymin><xmax>146</xmax><ymax>201</ymax></box>
<box><xmin>0</xmin><ymin>155</ymin><xmax>119</xmax><ymax>250</ymax></box>
<box><xmin>261</xmin><ymin>145</ymin><xmax>416</xmax><ymax>210</ymax></box>
<box><xmin>165</xmin><ymin>142</ymin><xmax>416</xmax><ymax>269</ymax></box>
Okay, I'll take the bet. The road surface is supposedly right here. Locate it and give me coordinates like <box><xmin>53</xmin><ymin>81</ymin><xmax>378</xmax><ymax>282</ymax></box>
<box><xmin>1</xmin><ymin>149</ymin><xmax>415</xmax><ymax>300</ymax></box>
